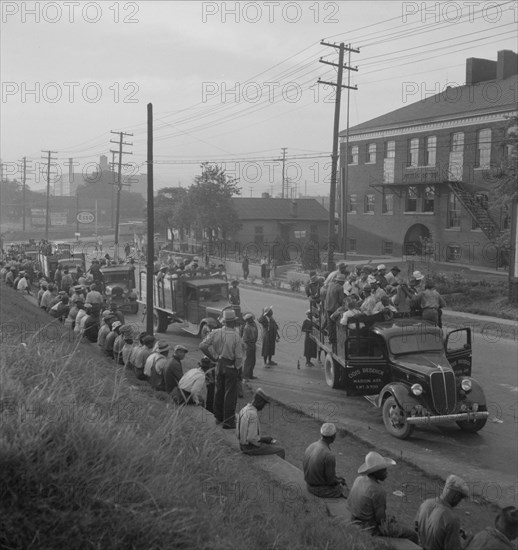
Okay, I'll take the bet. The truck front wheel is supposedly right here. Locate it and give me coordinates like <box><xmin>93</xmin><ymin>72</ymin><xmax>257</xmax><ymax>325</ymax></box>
<box><xmin>382</xmin><ymin>396</ymin><xmax>414</xmax><ymax>439</ymax></box>
<box><xmin>324</xmin><ymin>354</ymin><xmax>341</xmax><ymax>389</ymax></box>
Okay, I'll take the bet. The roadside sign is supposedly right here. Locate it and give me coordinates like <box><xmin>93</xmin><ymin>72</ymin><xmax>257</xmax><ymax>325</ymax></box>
<box><xmin>77</xmin><ymin>211</ymin><xmax>95</xmax><ymax>224</ymax></box>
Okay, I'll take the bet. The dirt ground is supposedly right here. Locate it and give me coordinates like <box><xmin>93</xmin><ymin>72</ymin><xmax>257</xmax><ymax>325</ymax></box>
<box><xmin>0</xmin><ymin>285</ymin><xmax>508</xmax><ymax>544</ymax></box>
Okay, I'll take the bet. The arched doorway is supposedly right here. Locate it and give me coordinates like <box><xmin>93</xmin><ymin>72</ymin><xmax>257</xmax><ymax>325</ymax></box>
<box><xmin>404</xmin><ymin>224</ymin><xmax>431</xmax><ymax>255</ymax></box>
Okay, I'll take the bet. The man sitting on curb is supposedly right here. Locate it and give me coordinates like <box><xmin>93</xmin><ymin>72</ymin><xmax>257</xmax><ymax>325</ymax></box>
<box><xmin>348</xmin><ymin>451</ymin><xmax>419</xmax><ymax>543</ymax></box>
<box><xmin>147</xmin><ymin>342</ymin><xmax>171</xmax><ymax>391</ymax></box>
<box><xmin>172</xmin><ymin>356</ymin><xmax>213</xmax><ymax>406</ymax></box>
<box><xmin>416</xmin><ymin>474</ymin><xmax>472</xmax><ymax>550</ymax></box>
<box><xmin>236</xmin><ymin>388</ymin><xmax>285</xmax><ymax>459</ymax></box>
<box><xmin>303</xmin><ymin>423</ymin><xmax>348</xmax><ymax>499</ymax></box>
<box><xmin>466</xmin><ymin>505</ymin><xmax>518</xmax><ymax>550</ymax></box>
<box><xmin>162</xmin><ymin>344</ymin><xmax>189</xmax><ymax>392</ymax></box>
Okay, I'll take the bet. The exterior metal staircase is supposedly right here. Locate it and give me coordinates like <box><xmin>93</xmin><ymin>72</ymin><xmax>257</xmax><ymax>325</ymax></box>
<box><xmin>448</xmin><ymin>181</ymin><xmax>502</xmax><ymax>241</ymax></box>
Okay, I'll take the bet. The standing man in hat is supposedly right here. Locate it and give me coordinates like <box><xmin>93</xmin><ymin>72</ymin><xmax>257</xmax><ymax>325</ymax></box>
<box><xmin>241</xmin><ymin>254</ymin><xmax>249</xmax><ymax>280</ymax></box>
<box><xmin>199</xmin><ymin>308</ymin><xmax>243</xmax><ymax>429</ymax></box>
<box><xmin>467</xmin><ymin>506</ymin><xmax>518</xmax><ymax>549</ymax></box>
<box><xmin>416</xmin><ymin>474</ymin><xmax>472</xmax><ymax>550</ymax></box>
<box><xmin>172</xmin><ymin>356</ymin><xmax>213</xmax><ymax>406</ymax></box>
<box><xmin>324</xmin><ymin>273</ymin><xmax>346</xmax><ymax>345</ymax></box>
<box><xmin>413</xmin><ymin>279</ymin><xmax>446</xmax><ymax>327</ymax></box>
<box><xmin>236</xmin><ymin>388</ymin><xmax>285</xmax><ymax>458</ymax></box>
<box><xmin>385</xmin><ymin>266</ymin><xmax>402</xmax><ymax>286</ymax></box>
<box><xmin>162</xmin><ymin>344</ymin><xmax>189</xmax><ymax>392</ymax></box>
<box><xmin>348</xmin><ymin>451</ymin><xmax>419</xmax><ymax>543</ymax></box>
<box><xmin>258</xmin><ymin>306</ymin><xmax>280</xmax><ymax>367</ymax></box>
<box><xmin>228</xmin><ymin>279</ymin><xmax>240</xmax><ymax>305</ymax></box>
<box><xmin>301</xmin><ymin>309</ymin><xmax>317</xmax><ymax>367</ymax></box>
<box><xmin>375</xmin><ymin>265</ymin><xmax>389</xmax><ymax>289</ymax></box>
<box><xmin>242</xmin><ymin>313</ymin><xmax>258</xmax><ymax>381</ymax></box>
<box><xmin>303</xmin><ymin>423</ymin><xmax>348</xmax><ymax>498</ymax></box>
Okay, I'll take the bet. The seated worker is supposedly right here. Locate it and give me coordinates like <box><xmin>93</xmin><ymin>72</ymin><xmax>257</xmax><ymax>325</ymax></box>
<box><xmin>172</xmin><ymin>356</ymin><xmax>213</xmax><ymax>406</ymax></box>
<box><xmin>134</xmin><ymin>335</ymin><xmax>156</xmax><ymax>380</ymax></box>
<box><xmin>466</xmin><ymin>505</ymin><xmax>517</xmax><ymax>550</ymax></box>
<box><xmin>416</xmin><ymin>474</ymin><xmax>471</xmax><ymax>550</ymax></box>
<box><xmin>161</xmin><ymin>344</ymin><xmax>189</xmax><ymax>392</ymax></box>
<box><xmin>348</xmin><ymin>451</ymin><xmax>419</xmax><ymax>543</ymax></box>
<box><xmin>303</xmin><ymin>423</ymin><xmax>348</xmax><ymax>498</ymax></box>
<box><xmin>236</xmin><ymin>388</ymin><xmax>285</xmax><ymax>459</ymax></box>
<box><xmin>146</xmin><ymin>342</ymin><xmax>171</xmax><ymax>390</ymax></box>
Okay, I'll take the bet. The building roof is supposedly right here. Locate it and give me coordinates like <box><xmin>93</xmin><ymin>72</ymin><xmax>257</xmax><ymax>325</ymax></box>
<box><xmin>342</xmin><ymin>74</ymin><xmax>518</xmax><ymax>136</ymax></box>
<box><xmin>231</xmin><ymin>198</ymin><xmax>328</xmax><ymax>221</ymax></box>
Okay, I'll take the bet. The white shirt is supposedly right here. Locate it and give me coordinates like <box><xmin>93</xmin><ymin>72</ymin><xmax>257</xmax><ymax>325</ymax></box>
<box><xmin>144</xmin><ymin>352</ymin><xmax>167</xmax><ymax>377</ymax></box>
<box><xmin>178</xmin><ymin>367</ymin><xmax>207</xmax><ymax>405</ymax></box>
<box><xmin>236</xmin><ymin>403</ymin><xmax>261</xmax><ymax>447</ymax></box>
<box><xmin>74</xmin><ymin>310</ymin><xmax>87</xmax><ymax>333</ymax></box>
<box><xmin>17</xmin><ymin>277</ymin><xmax>28</xmax><ymax>291</ymax></box>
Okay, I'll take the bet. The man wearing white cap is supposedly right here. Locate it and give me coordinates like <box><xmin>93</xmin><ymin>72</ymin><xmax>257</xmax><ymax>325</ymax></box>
<box><xmin>375</xmin><ymin>265</ymin><xmax>388</xmax><ymax>289</ymax></box>
<box><xmin>348</xmin><ymin>451</ymin><xmax>418</xmax><ymax>543</ymax></box>
<box><xmin>236</xmin><ymin>388</ymin><xmax>285</xmax><ymax>459</ymax></box>
<box><xmin>303</xmin><ymin>423</ymin><xmax>348</xmax><ymax>498</ymax></box>
<box><xmin>147</xmin><ymin>342</ymin><xmax>171</xmax><ymax>390</ymax></box>
<box><xmin>416</xmin><ymin>474</ymin><xmax>471</xmax><ymax>550</ymax></box>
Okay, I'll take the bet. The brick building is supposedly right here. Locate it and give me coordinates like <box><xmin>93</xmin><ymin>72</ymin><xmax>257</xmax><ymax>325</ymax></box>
<box><xmin>339</xmin><ymin>50</ymin><xmax>517</xmax><ymax>267</ymax></box>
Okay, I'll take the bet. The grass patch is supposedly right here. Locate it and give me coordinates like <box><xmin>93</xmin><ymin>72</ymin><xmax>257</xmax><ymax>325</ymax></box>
<box><xmin>0</xmin><ymin>287</ymin><xmax>384</xmax><ymax>550</ymax></box>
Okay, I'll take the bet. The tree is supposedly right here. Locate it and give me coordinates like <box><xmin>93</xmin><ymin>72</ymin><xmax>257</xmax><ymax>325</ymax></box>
<box><xmin>189</xmin><ymin>163</ymin><xmax>241</xmax><ymax>243</ymax></box>
<box><xmin>154</xmin><ymin>186</ymin><xmax>190</xmax><ymax>240</ymax></box>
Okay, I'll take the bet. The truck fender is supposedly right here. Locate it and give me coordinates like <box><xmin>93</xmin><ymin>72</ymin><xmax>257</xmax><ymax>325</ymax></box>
<box><xmin>461</xmin><ymin>377</ymin><xmax>486</xmax><ymax>406</ymax></box>
<box><xmin>375</xmin><ymin>383</ymin><xmax>420</xmax><ymax>412</ymax></box>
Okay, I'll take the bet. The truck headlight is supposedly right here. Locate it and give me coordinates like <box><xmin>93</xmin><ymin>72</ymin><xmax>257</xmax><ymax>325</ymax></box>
<box><xmin>461</xmin><ymin>379</ymin><xmax>472</xmax><ymax>392</ymax></box>
<box><xmin>411</xmin><ymin>383</ymin><xmax>423</xmax><ymax>396</ymax></box>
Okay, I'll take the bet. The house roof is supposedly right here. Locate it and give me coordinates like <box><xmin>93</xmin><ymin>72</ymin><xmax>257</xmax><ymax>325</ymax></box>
<box><xmin>231</xmin><ymin>198</ymin><xmax>328</xmax><ymax>221</ymax></box>
<box><xmin>342</xmin><ymin>74</ymin><xmax>518</xmax><ymax>136</ymax></box>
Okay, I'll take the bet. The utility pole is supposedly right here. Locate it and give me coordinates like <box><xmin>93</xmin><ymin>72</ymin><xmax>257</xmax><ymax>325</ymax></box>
<box><xmin>146</xmin><ymin>103</ymin><xmax>155</xmax><ymax>335</ymax></box>
<box><xmin>41</xmin><ymin>150</ymin><xmax>58</xmax><ymax>241</ymax></box>
<box><xmin>110</xmin><ymin>151</ymin><xmax>116</xmax><ymax>228</ymax></box>
<box><xmin>18</xmin><ymin>157</ymin><xmax>28</xmax><ymax>231</ymax></box>
<box><xmin>281</xmin><ymin>147</ymin><xmax>287</xmax><ymax>199</ymax></box>
<box><xmin>318</xmin><ymin>41</ymin><xmax>359</xmax><ymax>270</ymax></box>
<box><xmin>110</xmin><ymin>130</ymin><xmax>133</xmax><ymax>261</ymax></box>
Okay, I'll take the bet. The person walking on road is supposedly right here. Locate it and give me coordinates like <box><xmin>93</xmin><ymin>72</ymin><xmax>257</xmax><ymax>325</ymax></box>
<box><xmin>303</xmin><ymin>423</ymin><xmax>348</xmax><ymax>498</ymax></box>
<box><xmin>241</xmin><ymin>255</ymin><xmax>249</xmax><ymax>280</ymax></box>
<box><xmin>258</xmin><ymin>306</ymin><xmax>279</xmax><ymax>367</ymax></box>
<box><xmin>236</xmin><ymin>388</ymin><xmax>285</xmax><ymax>459</ymax></box>
<box><xmin>302</xmin><ymin>309</ymin><xmax>317</xmax><ymax>367</ymax></box>
<box><xmin>199</xmin><ymin>309</ymin><xmax>243</xmax><ymax>429</ymax></box>
<box><xmin>242</xmin><ymin>313</ymin><xmax>258</xmax><ymax>380</ymax></box>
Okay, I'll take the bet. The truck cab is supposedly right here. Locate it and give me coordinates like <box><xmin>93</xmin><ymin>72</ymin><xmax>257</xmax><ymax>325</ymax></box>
<box><xmin>101</xmin><ymin>265</ymin><xmax>138</xmax><ymax>314</ymax></box>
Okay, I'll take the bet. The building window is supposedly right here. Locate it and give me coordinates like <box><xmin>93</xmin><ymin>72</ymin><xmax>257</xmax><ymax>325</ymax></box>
<box><xmin>451</xmin><ymin>132</ymin><xmax>464</xmax><ymax>152</ymax></box>
<box><xmin>348</xmin><ymin>194</ymin><xmax>357</xmax><ymax>214</ymax></box>
<box><xmin>382</xmin><ymin>241</ymin><xmax>393</xmax><ymax>255</ymax></box>
<box><xmin>349</xmin><ymin>238</ymin><xmax>357</xmax><ymax>252</ymax></box>
<box><xmin>254</xmin><ymin>226</ymin><xmax>263</xmax><ymax>245</ymax></box>
<box><xmin>367</xmin><ymin>143</ymin><xmax>376</xmax><ymax>163</ymax></box>
<box><xmin>425</xmin><ymin>136</ymin><xmax>437</xmax><ymax>166</ymax></box>
<box><xmin>423</xmin><ymin>186</ymin><xmax>435</xmax><ymax>213</ymax></box>
<box><xmin>476</xmin><ymin>128</ymin><xmax>491</xmax><ymax>168</ymax></box>
<box><xmin>349</xmin><ymin>145</ymin><xmax>359</xmax><ymax>165</ymax></box>
<box><xmin>382</xmin><ymin>191</ymin><xmax>393</xmax><ymax>214</ymax></box>
<box><xmin>405</xmin><ymin>186</ymin><xmax>418</xmax><ymax>212</ymax></box>
<box><xmin>385</xmin><ymin>141</ymin><xmax>395</xmax><ymax>158</ymax></box>
<box><xmin>408</xmin><ymin>138</ymin><xmax>419</xmax><ymax>167</ymax></box>
<box><xmin>447</xmin><ymin>192</ymin><xmax>461</xmax><ymax>228</ymax></box>
<box><xmin>472</xmin><ymin>192</ymin><xmax>489</xmax><ymax>229</ymax></box>
<box><xmin>364</xmin><ymin>194</ymin><xmax>375</xmax><ymax>214</ymax></box>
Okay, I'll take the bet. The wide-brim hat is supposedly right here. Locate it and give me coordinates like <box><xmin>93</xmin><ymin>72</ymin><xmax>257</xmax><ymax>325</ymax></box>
<box><xmin>222</xmin><ymin>309</ymin><xmax>237</xmax><ymax>322</ymax></box>
<box><xmin>499</xmin><ymin>506</ymin><xmax>518</xmax><ymax>528</ymax></box>
<box><xmin>358</xmin><ymin>451</ymin><xmax>396</xmax><ymax>474</ymax></box>
<box><xmin>158</xmin><ymin>342</ymin><xmax>169</xmax><ymax>353</ymax></box>
<box><xmin>412</xmin><ymin>270</ymin><xmax>425</xmax><ymax>281</ymax></box>
<box><xmin>263</xmin><ymin>305</ymin><xmax>273</xmax><ymax>314</ymax></box>
<box><xmin>73</xmin><ymin>285</ymin><xmax>82</xmax><ymax>291</ymax></box>
<box><xmin>367</xmin><ymin>275</ymin><xmax>377</xmax><ymax>284</ymax></box>
<box><xmin>377</xmin><ymin>264</ymin><xmax>386</xmax><ymax>271</ymax></box>
<box><xmin>391</xmin><ymin>266</ymin><xmax>401</xmax><ymax>273</ymax></box>
<box><xmin>111</xmin><ymin>320</ymin><xmax>122</xmax><ymax>329</ymax></box>
<box><xmin>255</xmin><ymin>388</ymin><xmax>270</xmax><ymax>403</ymax></box>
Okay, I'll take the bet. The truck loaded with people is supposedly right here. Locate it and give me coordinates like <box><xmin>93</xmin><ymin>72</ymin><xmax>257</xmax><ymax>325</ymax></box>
<box><xmin>307</xmin><ymin>262</ymin><xmax>489</xmax><ymax>439</ymax></box>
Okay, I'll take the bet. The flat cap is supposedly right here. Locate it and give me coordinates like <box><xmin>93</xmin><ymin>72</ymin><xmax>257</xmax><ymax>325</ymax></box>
<box><xmin>174</xmin><ymin>344</ymin><xmax>188</xmax><ymax>353</ymax></box>
<box><xmin>320</xmin><ymin>423</ymin><xmax>336</xmax><ymax>437</ymax></box>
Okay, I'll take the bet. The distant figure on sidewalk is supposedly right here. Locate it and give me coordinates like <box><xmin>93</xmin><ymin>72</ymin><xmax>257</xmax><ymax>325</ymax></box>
<box><xmin>258</xmin><ymin>305</ymin><xmax>279</xmax><ymax>367</ymax></box>
<box><xmin>260</xmin><ymin>256</ymin><xmax>267</xmax><ymax>279</ymax></box>
<box><xmin>228</xmin><ymin>280</ymin><xmax>240</xmax><ymax>305</ymax></box>
<box><xmin>236</xmin><ymin>388</ymin><xmax>285</xmax><ymax>459</ymax></box>
<box><xmin>302</xmin><ymin>309</ymin><xmax>317</xmax><ymax>367</ymax></box>
<box><xmin>303</xmin><ymin>423</ymin><xmax>348</xmax><ymax>498</ymax></box>
<box><xmin>241</xmin><ymin>255</ymin><xmax>249</xmax><ymax>280</ymax></box>
<box><xmin>242</xmin><ymin>313</ymin><xmax>258</xmax><ymax>381</ymax></box>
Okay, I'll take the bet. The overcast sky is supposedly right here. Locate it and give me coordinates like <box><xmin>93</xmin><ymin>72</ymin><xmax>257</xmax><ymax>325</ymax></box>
<box><xmin>1</xmin><ymin>0</ymin><xmax>517</xmax><ymax>196</ymax></box>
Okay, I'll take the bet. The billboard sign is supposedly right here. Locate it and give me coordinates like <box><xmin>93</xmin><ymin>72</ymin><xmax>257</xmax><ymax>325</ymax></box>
<box><xmin>77</xmin><ymin>211</ymin><xmax>95</xmax><ymax>224</ymax></box>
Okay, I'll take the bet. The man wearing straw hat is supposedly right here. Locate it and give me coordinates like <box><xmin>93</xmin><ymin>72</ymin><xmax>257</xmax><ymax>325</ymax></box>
<box><xmin>467</xmin><ymin>505</ymin><xmax>518</xmax><ymax>549</ymax></box>
<box><xmin>348</xmin><ymin>451</ymin><xmax>419</xmax><ymax>543</ymax></box>
<box><xmin>416</xmin><ymin>474</ymin><xmax>472</xmax><ymax>550</ymax></box>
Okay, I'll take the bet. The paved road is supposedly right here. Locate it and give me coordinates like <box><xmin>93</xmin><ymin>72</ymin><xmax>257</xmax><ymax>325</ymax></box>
<box><xmin>233</xmin><ymin>286</ymin><xmax>518</xmax><ymax>505</ymax></box>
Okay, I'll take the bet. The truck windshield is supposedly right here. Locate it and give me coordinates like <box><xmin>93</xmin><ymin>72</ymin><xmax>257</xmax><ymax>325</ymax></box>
<box><xmin>104</xmin><ymin>273</ymin><xmax>127</xmax><ymax>284</ymax></box>
<box><xmin>389</xmin><ymin>332</ymin><xmax>444</xmax><ymax>355</ymax></box>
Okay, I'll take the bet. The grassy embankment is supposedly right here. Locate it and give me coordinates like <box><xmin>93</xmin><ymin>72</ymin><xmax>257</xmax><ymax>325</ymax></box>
<box><xmin>0</xmin><ymin>286</ymin><xmax>385</xmax><ymax>550</ymax></box>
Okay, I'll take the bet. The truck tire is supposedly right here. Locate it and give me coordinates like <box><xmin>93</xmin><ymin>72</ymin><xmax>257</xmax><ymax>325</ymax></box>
<box><xmin>382</xmin><ymin>396</ymin><xmax>414</xmax><ymax>439</ymax></box>
<box><xmin>324</xmin><ymin>353</ymin><xmax>341</xmax><ymax>389</ymax></box>
<box><xmin>456</xmin><ymin>405</ymin><xmax>487</xmax><ymax>432</ymax></box>
<box><xmin>129</xmin><ymin>302</ymin><xmax>139</xmax><ymax>315</ymax></box>
<box><xmin>199</xmin><ymin>323</ymin><xmax>211</xmax><ymax>340</ymax></box>
<box><xmin>154</xmin><ymin>310</ymin><xmax>169</xmax><ymax>333</ymax></box>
